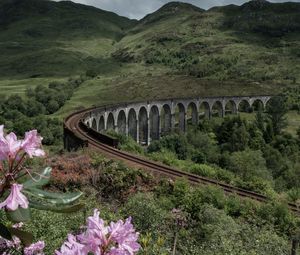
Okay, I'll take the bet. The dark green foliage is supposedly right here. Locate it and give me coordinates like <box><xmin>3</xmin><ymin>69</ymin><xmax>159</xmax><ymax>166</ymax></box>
<box><xmin>30</xmin><ymin>78</ymin><xmax>85</xmax><ymax>114</ymax></box>
<box><xmin>266</xmin><ymin>96</ymin><xmax>288</xmax><ymax>135</ymax></box>
<box><xmin>0</xmin><ymin>76</ymin><xmax>86</xmax><ymax>145</ymax></box>
<box><xmin>148</xmin><ymin>133</ymin><xmax>188</xmax><ymax>160</ymax></box>
<box><xmin>226</xmin><ymin>149</ymin><xmax>271</xmax><ymax>180</ymax></box>
<box><xmin>123</xmin><ymin>193</ymin><xmax>169</xmax><ymax>234</ymax></box>
<box><xmin>216</xmin><ymin>116</ymin><xmax>250</xmax><ymax>152</ymax></box>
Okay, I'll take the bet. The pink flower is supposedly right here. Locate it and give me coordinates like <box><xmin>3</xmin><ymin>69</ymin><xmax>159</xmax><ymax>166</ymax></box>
<box><xmin>58</xmin><ymin>210</ymin><xmax>141</xmax><ymax>255</ymax></box>
<box><xmin>0</xmin><ymin>183</ymin><xmax>29</xmax><ymax>211</ymax></box>
<box><xmin>77</xmin><ymin>209</ymin><xmax>108</xmax><ymax>254</ymax></box>
<box><xmin>55</xmin><ymin>234</ymin><xmax>85</xmax><ymax>255</ymax></box>
<box><xmin>0</xmin><ymin>126</ymin><xmax>22</xmax><ymax>161</ymax></box>
<box><xmin>24</xmin><ymin>241</ymin><xmax>45</xmax><ymax>255</ymax></box>
<box><xmin>108</xmin><ymin>217</ymin><xmax>140</xmax><ymax>255</ymax></box>
<box><xmin>0</xmin><ymin>126</ymin><xmax>45</xmax><ymax>161</ymax></box>
<box><xmin>21</xmin><ymin>130</ymin><xmax>45</xmax><ymax>158</ymax></box>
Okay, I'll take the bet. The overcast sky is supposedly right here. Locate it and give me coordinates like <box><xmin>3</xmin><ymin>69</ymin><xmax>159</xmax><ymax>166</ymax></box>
<box><xmin>54</xmin><ymin>0</ymin><xmax>300</xmax><ymax>19</ymax></box>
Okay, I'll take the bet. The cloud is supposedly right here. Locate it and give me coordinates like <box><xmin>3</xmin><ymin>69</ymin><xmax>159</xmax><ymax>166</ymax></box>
<box><xmin>53</xmin><ymin>0</ymin><xmax>300</xmax><ymax>19</ymax></box>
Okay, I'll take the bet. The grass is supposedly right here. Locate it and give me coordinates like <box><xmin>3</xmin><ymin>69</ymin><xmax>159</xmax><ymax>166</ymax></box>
<box><xmin>0</xmin><ymin>77</ymin><xmax>66</xmax><ymax>97</ymax></box>
<box><xmin>284</xmin><ymin>111</ymin><xmax>300</xmax><ymax>136</ymax></box>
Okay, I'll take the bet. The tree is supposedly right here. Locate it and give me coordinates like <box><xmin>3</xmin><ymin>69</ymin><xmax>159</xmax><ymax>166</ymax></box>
<box><xmin>227</xmin><ymin>149</ymin><xmax>271</xmax><ymax>180</ymax></box>
<box><xmin>255</xmin><ymin>107</ymin><xmax>265</xmax><ymax>132</ymax></box>
<box><xmin>266</xmin><ymin>96</ymin><xmax>288</xmax><ymax>135</ymax></box>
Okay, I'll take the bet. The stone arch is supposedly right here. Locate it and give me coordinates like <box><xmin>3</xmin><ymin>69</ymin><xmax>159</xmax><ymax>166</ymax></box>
<box><xmin>99</xmin><ymin>116</ymin><xmax>105</xmax><ymax>132</ymax></box>
<box><xmin>251</xmin><ymin>99</ymin><xmax>264</xmax><ymax>111</ymax></box>
<box><xmin>199</xmin><ymin>102</ymin><xmax>210</xmax><ymax>119</ymax></box>
<box><xmin>106</xmin><ymin>112</ymin><xmax>115</xmax><ymax>131</ymax></box>
<box><xmin>117</xmin><ymin>110</ymin><xmax>126</xmax><ymax>134</ymax></box>
<box><xmin>238</xmin><ymin>100</ymin><xmax>251</xmax><ymax>113</ymax></box>
<box><xmin>187</xmin><ymin>102</ymin><xmax>198</xmax><ymax>126</ymax></box>
<box><xmin>175</xmin><ymin>103</ymin><xmax>186</xmax><ymax>132</ymax></box>
<box><xmin>161</xmin><ymin>104</ymin><xmax>172</xmax><ymax>136</ymax></box>
<box><xmin>128</xmin><ymin>109</ymin><xmax>137</xmax><ymax>141</ymax></box>
<box><xmin>92</xmin><ymin>118</ymin><xmax>97</xmax><ymax>130</ymax></box>
<box><xmin>87</xmin><ymin>119</ymin><xmax>92</xmax><ymax>128</ymax></box>
<box><xmin>212</xmin><ymin>101</ymin><xmax>223</xmax><ymax>117</ymax></box>
<box><xmin>150</xmin><ymin>105</ymin><xmax>160</xmax><ymax>141</ymax></box>
<box><xmin>138</xmin><ymin>107</ymin><xmax>148</xmax><ymax>145</ymax></box>
<box><xmin>225</xmin><ymin>100</ymin><xmax>237</xmax><ymax>115</ymax></box>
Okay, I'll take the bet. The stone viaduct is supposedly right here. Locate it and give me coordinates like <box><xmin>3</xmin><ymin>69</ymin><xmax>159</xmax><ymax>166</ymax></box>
<box><xmin>84</xmin><ymin>96</ymin><xmax>271</xmax><ymax>145</ymax></box>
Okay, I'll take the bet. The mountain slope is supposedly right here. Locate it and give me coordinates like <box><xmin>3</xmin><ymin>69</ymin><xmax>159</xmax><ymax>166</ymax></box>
<box><xmin>114</xmin><ymin>0</ymin><xmax>300</xmax><ymax>85</ymax></box>
<box><xmin>0</xmin><ymin>0</ymin><xmax>136</xmax><ymax>77</ymax></box>
<box><xmin>0</xmin><ymin>0</ymin><xmax>299</xmax><ymax>88</ymax></box>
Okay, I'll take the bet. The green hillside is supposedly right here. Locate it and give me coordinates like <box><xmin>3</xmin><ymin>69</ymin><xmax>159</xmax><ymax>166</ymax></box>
<box><xmin>0</xmin><ymin>0</ymin><xmax>299</xmax><ymax>104</ymax></box>
<box><xmin>115</xmin><ymin>0</ymin><xmax>300</xmax><ymax>85</ymax></box>
<box><xmin>0</xmin><ymin>0</ymin><xmax>136</xmax><ymax>77</ymax></box>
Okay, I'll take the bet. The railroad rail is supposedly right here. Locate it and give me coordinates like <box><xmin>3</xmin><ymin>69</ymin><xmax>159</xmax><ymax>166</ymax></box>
<box><xmin>64</xmin><ymin>107</ymin><xmax>300</xmax><ymax>215</ymax></box>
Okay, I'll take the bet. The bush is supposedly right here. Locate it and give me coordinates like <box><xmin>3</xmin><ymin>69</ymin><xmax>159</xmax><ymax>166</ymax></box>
<box><xmin>123</xmin><ymin>193</ymin><xmax>169</xmax><ymax>235</ymax></box>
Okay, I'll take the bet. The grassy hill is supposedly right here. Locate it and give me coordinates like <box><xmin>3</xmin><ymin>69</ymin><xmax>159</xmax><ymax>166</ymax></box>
<box><xmin>115</xmin><ymin>0</ymin><xmax>300</xmax><ymax>85</ymax></box>
<box><xmin>0</xmin><ymin>0</ymin><xmax>136</xmax><ymax>78</ymax></box>
<box><xmin>0</xmin><ymin>0</ymin><xmax>299</xmax><ymax>110</ymax></box>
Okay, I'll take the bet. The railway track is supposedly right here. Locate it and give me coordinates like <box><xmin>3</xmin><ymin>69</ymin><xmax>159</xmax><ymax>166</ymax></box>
<box><xmin>64</xmin><ymin>108</ymin><xmax>300</xmax><ymax>215</ymax></box>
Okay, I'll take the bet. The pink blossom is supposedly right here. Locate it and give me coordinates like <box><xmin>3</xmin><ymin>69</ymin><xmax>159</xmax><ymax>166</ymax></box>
<box><xmin>55</xmin><ymin>234</ymin><xmax>85</xmax><ymax>255</ymax></box>
<box><xmin>57</xmin><ymin>210</ymin><xmax>140</xmax><ymax>255</ymax></box>
<box><xmin>108</xmin><ymin>217</ymin><xmax>140</xmax><ymax>255</ymax></box>
<box><xmin>21</xmin><ymin>130</ymin><xmax>45</xmax><ymax>158</ymax></box>
<box><xmin>0</xmin><ymin>126</ymin><xmax>22</xmax><ymax>160</ymax></box>
<box><xmin>24</xmin><ymin>241</ymin><xmax>45</xmax><ymax>255</ymax></box>
<box><xmin>0</xmin><ymin>183</ymin><xmax>29</xmax><ymax>211</ymax></box>
<box><xmin>77</xmin><ymin>209</ymin><xmax>108</xmax><ymax>254</ymax></box>
<box><xmin>0</xmin><ymin>126</ymin><xmax>45</xmax><ymax>161</ymax></box>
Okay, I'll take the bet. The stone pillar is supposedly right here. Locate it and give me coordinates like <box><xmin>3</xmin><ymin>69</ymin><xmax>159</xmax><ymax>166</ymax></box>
<box><xmin>147</xmin><ymin>117</ymin><xmax>151</xmax><ymax>145</ymax></box>
<box><xmin>221</xmin><ymin>106</ymin><xmax>225</xmax><ymax>118</ymax></box>
<box><xmin>136</xmin><ymin>120</ymin><xmax>139</xmax><ymax>144</ymax></box>
<box><xmin>171</xmin><ymin>113</ymin><xmax>176</xmax><ymax>131</ymax></box>
<box><xmin>184</xmin><ymin>112</ymin><xmax>187</xmax><ymax>133</ymax></box>
<box><xmin>208</xmin><ymin>106</ymin><xmax>212</xmax><ymax>119</ymax></box>
<box><xmin>158</xmin><ymin>115</ymin><xmax>162</xmax><ymax>139</ymax></box>
<box><xmin>104</xmin><ymin>112</ymin><xmax>108</xmax><ymax>130</ymax></box>
<box><xmin>125</xmin><ymin>121</ymin><xmax>129</xmax><ymax>136</ymax></box>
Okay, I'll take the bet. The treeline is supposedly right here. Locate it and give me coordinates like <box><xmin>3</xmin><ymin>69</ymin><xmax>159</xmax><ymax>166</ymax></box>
<box><xmin>0</xmin><ymin>75</ymin><xmax>88</xmax><ymax>145</ymax></box>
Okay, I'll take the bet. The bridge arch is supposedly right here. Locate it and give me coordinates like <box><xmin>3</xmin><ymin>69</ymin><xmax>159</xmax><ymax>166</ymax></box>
<box><xmin>238</xmin><ymin>100</ymin><xmax>251</xmax><ymax>113</ymax></box>
<box><xmin>251</xmin><ymin>99</ymin><xmax>264</xmax><ymax>111</ymax></box>
<box><xmin>99</xmin><ymin>116</ymin><xmax>105</xmax><ymax>132</ymax></box>
<box><xmin>187</xmin><ymin>102</ymin><xmax>198</xmax><ymax>126</ymax></box>
<box><xmin>199</xmin><ymin>101</ymin><xmax>210</xmax><ymax>119</ymax></box>
<box><xmin>117</xmin><ymin>110</ymin><xmax>126</xmax><ymax>134</ymax></box>
<box><xmin>138</xmin><ymin>107</ymin><xmax>148</xmax><ymax>145</ymax></box>
<box><xmin>92</xmin><ymin>118</ymin><xmax>97</xmax><ymax>130</ymax></box>
<box><xmin>175</xmin><ymin>103</ymin><xmax>186</xmax><ymax>132</ymax></box>
<box><xmin>161</xmin><ymin>104</ymin><xmax>172</xmax><ymax>136</ymax></box>
<box><xmin>106</xmin><ymin>112</ymin><xmax>115</xmax><ymax>131</ymax></box>
<box><xmin>212</xmin><ymin>101</ymin><xmax>224</xmax><ymax>117</ymax></box>
<box><xmin>225</xmin><ymin>100</ymin><xmax>237</xmax><ymax>115</ymax></box>
<box><xmin>150</xmin><ymin>105</ymin><xmax>160</xmax><ymax>141</ymax></box>
<box><xmin>128</xmin><ymin>108</ymin><xmax>137</xmax><ymax>141</ymax></box>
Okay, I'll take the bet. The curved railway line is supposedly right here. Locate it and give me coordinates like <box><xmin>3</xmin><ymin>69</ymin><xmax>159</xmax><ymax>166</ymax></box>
<box><xmin>64</xmin><ymin>107</ymin><xmax>300</xmax><ymax>215</ymax></box>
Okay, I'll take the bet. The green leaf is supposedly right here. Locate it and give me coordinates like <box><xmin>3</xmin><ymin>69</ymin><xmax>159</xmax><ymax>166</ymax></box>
<box><xmin>24</xmin><ymin>189</ymin><xmax>83</xmax><ymax>205</ymax></box>
<box><xmin>0</xmin><ymin>222</ymin><xmax>12</xmax><ymax>240</ymax></box>
<box><xmin>6</xmin><ymin>208</ymin><xmax>31</xmax><ymax>223</ymax></box>
<box><xmin>8</xmin><ymin>228</ymin><xmax>33</xmax><ymax>246</ymax></box>
<box><xmin>22</xmin><ymin>167</ymin><xmax>52</xmax><ymax>189</ymax></box>
<box><xmin>29</xmin><ymin>201</ymin><xmax>85</xmax><ymax>213</ymax></box>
